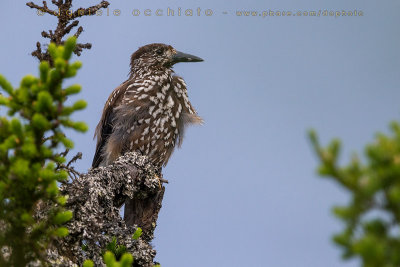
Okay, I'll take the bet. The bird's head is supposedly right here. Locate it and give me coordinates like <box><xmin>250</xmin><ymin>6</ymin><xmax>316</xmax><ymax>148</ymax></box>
<box><xmin>130</xmin><ymin>43</ymin><xmax>203</xmax><ymax>74</ymax></box>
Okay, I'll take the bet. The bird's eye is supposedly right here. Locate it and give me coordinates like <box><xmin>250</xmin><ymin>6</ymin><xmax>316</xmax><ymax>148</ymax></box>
<box><xmin>156</xmin><ymin>49</ymin><xmax>163</xmax><ymax>55</ymax></box>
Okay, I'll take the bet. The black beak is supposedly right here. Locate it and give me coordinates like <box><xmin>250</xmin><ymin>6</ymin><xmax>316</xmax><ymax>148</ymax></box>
<box><xmin>171</xmin><ymin>51</ymin><xmax>204</xmax><ymax>64</ymax></box>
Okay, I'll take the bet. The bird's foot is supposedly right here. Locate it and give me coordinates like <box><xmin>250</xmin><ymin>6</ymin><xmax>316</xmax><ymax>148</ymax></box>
<box><xmin>154</xmin><ymin>173</ymin><xmax>169</xmax><ymax>189</ymax></box>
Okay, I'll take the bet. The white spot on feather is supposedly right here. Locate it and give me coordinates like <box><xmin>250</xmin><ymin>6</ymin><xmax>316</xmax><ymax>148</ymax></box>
<box><xmin>149</xmin><ymin>106</ymin><xmax>155</xmax><ymax>115</ymax></box>
<box><xmin>142</xmin><ymin>127</ymin><xmax>149</xmax><ymax>135</ymax></box>
<box><xmin>138</xmin><ymin>94</ymin><xmax>148</xmax><ymax>100</ymax></box>
<box><xmin>167</xmin><ymin>95</ymin><xmax>174</xmax><ymax>108</ymax></box>
<box><xmin>157</xmin><ymin>92</ymin><xmax>164</xmax><ymax>99</ymax></box>
<box><xmin>161</xmin><ymin>84</ymin><xmax>169</xmax><ymax>94</ymax></box>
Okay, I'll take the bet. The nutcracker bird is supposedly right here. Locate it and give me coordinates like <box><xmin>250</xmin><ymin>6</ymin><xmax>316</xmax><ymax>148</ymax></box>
<box><xmin>91</xmin><ymin>43</ymin><xmax>203</xmax><ymax>232</ymax></box>
<box><xmin>92</xmin><ymin>43</ymin><xmax>203</xmax><ymax>169</ymax></box>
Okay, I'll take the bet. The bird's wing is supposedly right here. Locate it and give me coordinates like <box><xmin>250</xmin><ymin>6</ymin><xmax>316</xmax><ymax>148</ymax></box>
<box><xmin>92</xmin><ymin>81</ymin><xmax>129</xmax><ymax>168</ymax></box>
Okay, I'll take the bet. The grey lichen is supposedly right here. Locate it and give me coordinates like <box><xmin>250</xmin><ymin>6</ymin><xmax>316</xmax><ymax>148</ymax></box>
<box><xmin>47</xmin><ymin>152</ymin><xmax>163</xmax><ymax>266</ymax></box>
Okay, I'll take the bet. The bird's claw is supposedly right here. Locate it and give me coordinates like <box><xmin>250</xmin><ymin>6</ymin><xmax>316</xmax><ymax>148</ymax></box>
<box><xmin>154</xmin><ymin>174</ymin><xmax>169</xmax><ymax>189</ymax></box>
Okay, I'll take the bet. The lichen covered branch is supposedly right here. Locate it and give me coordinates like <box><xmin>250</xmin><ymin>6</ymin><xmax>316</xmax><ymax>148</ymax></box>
<box><xmin>45</xmin><ymin>152</ymin><xmax>165</xmax><ymax>266</ymax></box>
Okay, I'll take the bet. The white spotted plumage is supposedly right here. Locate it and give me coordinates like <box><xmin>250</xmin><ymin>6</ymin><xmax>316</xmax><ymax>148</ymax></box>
<box><xmin>93</xmin><ymin>43</ymin><xmax>203</xmax><ymax>169</ymax></box>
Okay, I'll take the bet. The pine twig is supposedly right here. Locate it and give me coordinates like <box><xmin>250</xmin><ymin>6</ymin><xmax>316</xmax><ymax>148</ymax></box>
<box><xmin>26</xmin><ymin>0</ymin><xmax>110</xmax><ymax>64</ymax></box>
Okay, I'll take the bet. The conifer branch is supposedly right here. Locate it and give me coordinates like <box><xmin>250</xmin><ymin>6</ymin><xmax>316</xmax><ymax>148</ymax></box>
<box><xmin>26</xmin><ymin>0</ymin><xmax>110</xmax><ymax>63</ymax></box>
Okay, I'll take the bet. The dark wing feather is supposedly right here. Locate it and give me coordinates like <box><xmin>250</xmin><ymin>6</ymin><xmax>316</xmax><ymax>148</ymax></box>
<box><xmin>92</xmin><ymin>107</ymin><xmax>114</xmax><ymax>167</ymax></box>
<box><xmin>92</xmin><ymin>81</ymin><xmax>129</xmax><ymax>168</ymax></box>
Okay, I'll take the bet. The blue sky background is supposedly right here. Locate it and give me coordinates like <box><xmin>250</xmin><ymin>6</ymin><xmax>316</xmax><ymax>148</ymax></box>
<box><xmin>1</xmin><ymin>0</ymin><xmax>400</xmax><ymax>266</ymax></box>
